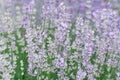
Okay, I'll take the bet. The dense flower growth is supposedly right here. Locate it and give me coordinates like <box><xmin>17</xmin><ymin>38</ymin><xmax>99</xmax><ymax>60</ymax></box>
<box><xmin>0</xmin><ymin>0</ymin><xmax>120</xmax><ymax>80</ymax></box>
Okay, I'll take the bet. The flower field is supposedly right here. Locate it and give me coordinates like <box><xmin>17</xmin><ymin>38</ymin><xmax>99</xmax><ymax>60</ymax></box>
<box><xmin>0</xmin><ymin>0</ymin><xmax>120</xmax><ymax>80</ymax></box>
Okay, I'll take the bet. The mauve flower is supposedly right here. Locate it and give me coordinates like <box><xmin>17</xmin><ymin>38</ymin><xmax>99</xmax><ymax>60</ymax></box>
<box><xmin>76</xmin><ymin>68</ymin><xmax>86</xmax><ymax>80</ymax></box>
<box><xmin>57</xmin><ymin>70</ymin><xmax>64</xmax><ymax>76</ymax></box>
<box><xmin>64</xmin><ymin>77</ymin><xmax>69</xmax><ymax>80</ymax></box>
<box><xmin>0</xmin><ymin>25</ymin><xmax>5</xmax><ymax>34</ymax></box>
<box><xmin>117</xmin><ymin>18</ymin><xmax>120</xmax><ymax>30</ymax></box>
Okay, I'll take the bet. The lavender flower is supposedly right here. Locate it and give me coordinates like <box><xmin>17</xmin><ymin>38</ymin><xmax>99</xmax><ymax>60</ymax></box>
<box><xmin>0</xmin><ymin>0</ymin><xmax>120</xmax><ymax>80</ymax></box>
